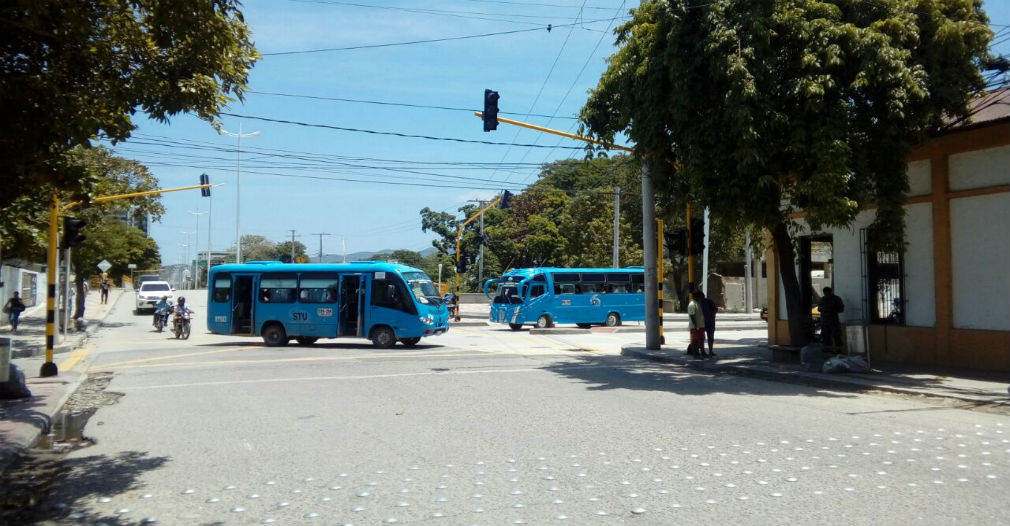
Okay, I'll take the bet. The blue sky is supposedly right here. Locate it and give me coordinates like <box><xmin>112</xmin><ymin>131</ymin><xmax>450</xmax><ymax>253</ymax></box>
<box><xmin>107</xmin><ymin>0</ymin><xmax>1010</xmax><ymax>266</ymax></box>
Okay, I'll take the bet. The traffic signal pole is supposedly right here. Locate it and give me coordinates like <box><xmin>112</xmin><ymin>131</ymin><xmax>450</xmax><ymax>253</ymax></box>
<box><xmin>40</xmin><ymin>182</ymin><xmax>213</xmax><ymax>377</ymax></box>
<box><xmin>454</xmin><ymin>195</ymin><xmax>502</xmax><ymax>321</ymax></box>
<box><xmin>475</xmin><ymin>111</ymin><xmax>663</xmax><ymax>349</ymax></box>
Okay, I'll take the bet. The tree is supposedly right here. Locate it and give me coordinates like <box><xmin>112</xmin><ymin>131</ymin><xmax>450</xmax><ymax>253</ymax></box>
<box><xmin>581</xmin><ymin>0</ymin><xmax>992</xmax><ymax>345</ymax></box>
<box><xmin>63</xmin><ymin>147</ymin><xmax>164</xmax><ymax>318</ymax></box>
<box><xmin>371</xmin><ymin>250</ymin><xmax>425</xmax><ymax>268</ymax></box>
<box><xmin>274</xmin><ymin>241</ymin><xmax>309</xmax><ymax>263</ymax></box>
<box><xmin>0</xmin><ymin>0</ymin><xmax>259</xmax><ymax>213</ymax></box>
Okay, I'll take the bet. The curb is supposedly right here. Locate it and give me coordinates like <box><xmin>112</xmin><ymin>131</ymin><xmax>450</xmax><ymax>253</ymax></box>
<box><xmin>620</xmin><ymin>346</ymin><xmax>1010</xmax><ymax>407</ymax></box>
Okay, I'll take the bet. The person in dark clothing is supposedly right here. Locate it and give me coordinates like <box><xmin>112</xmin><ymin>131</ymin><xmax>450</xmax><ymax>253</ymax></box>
<box><xmin>100</xmin><ymin>277</ymin><xmax>110</xmax><ymax>304</ymax></box>
<box><xmin>4</xmin><ymin>292</ymin><xmax>27</xmax><ymax>332</ymax></box>
<box><xmin>817</xmin><ymin>286</ymin><xmax>845</xmax><ymax>350</ymax></box>
<box><xmin>698</xmin><ymin>291</ymin><xmax>718</xmax><ymax>358</ymax></box>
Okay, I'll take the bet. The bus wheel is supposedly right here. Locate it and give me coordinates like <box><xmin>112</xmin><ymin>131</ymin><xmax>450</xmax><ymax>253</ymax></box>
<box><xmin>536</xmin><ymin>315</ymin><xmax>552</xmax><ymax>329</ymax></box>
<box><xmin>605</xmin><ymin>312</ymin><xmax>621</xmax><ymax>327</ymax></box>
<box><xmin>262</xmin><ymin>323</ymin><xmax>289</xmax><ymax>347</ymax></box>
<box><xmin>296</xmin><ymin>337</ymin><xmax>317</xmax><ymax>346</ymax></box>
<box><xmin>399</xmin><ymin>337</ymin><xmax>421</xmax><ymax>347</ymax></box>
<box><xmin>371</xmin><ymin>326</ymin><xmax>397</xmax><ymax>348</ymax></box>
<box><xmin>576</xmin><ymin>323</ymin><xmax>592</xmax><ymax>329</ymax></box>
<box><xmin>508</xmin><ymin>323</ymin><xmax>523</xmax><ymax>331</ymax></box>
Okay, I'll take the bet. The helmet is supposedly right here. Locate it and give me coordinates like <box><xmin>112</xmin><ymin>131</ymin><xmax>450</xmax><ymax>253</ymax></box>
<box><xmin>178</xmin><ymin>296</ymin><xmax>186</xmax><ymax>303</ymax></box>
<box><xmin>161</xmin><ymin>295</ymin><xmax>168</xmax><ymax>300</ymax></box>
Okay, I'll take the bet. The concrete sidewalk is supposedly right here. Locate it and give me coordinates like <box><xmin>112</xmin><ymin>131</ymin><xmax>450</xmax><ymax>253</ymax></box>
<box><xmin>621</xmin><ymin>343</ymin><xmax>1010</xmax><ymax>407</ymax></box>
<box><xmin>1</xmin><ymin>288</ymin><xmax>126</xmax><ymax>472</ymax></box>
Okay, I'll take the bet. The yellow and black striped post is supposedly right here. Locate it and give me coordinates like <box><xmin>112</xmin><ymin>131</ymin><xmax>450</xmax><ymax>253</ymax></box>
<box><xmin>40</xmin><ymin>194</ymin><xmax>60</xmax><ymax>377</ymax></box>
<box><xmin>657</xmin><ymin>218</ymin><xmax>665</xmax><ymax>345</ymax></box>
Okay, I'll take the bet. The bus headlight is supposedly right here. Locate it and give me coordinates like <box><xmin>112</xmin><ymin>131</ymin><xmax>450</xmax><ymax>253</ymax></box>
<box><xmin>419</xmin><ymin>316</ymin><xmax>434</xmax><ymax>325</ymax></box>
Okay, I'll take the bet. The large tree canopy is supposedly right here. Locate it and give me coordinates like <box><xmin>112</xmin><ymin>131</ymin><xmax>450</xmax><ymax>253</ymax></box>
<box><xmin>581</xmin><ymin>0</ymin><xmax>992</xmax><ymax>344</ymax></box>
<box><xmin>0</xmin><ymin>0</ymin><xmax>259</xmax><ymax>211</ymax></box>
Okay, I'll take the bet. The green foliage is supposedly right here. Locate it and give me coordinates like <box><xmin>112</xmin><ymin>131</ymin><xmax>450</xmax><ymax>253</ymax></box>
<box><xmin>371</xmin><ymin>249</ymin><xmax>425</xmax><ymax>268</ymax></box>
<box><xmin>274</xmin><ymin>241</ymin><xmax>309</xmax><ymax>263</ymax></box>
<box><xmin>0</xmin><ymin>0</ymin><xmax>259</xmax><ymax>212</ymax></box>
<box><xmin>580</xmin><ymin>0</ymin><xmax>992</xmax><ymax>338</ymax></box>
<box><xmin>582</xmin><ymin>0</ymin><xmax>992</xmax><ymax>247</ymax></box>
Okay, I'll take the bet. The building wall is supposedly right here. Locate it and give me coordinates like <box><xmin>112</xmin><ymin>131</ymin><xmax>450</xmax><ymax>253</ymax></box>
<box><xmin>767</xmin><ymin>119</ymin><xmax>1010</xmax><ymax>371</ymax></box>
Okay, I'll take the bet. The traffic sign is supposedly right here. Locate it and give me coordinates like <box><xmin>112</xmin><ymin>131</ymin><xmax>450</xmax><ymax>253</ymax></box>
<box><xmin>97</xmin><ymin>259</ymin><xmax>112</xmax><ymax>272</ymax></box>
<box><xmin>295</xmin><ymin>255</ymin><xmax>308</xmax><ymax>263</ymax></box>
<box><xmin>127</xmin><ymin>263</ymin><xmax>137</xmax><ymax>269</ymax></box>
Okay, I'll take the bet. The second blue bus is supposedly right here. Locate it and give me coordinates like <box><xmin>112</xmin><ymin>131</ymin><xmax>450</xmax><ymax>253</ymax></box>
<box><xmin>207</xmin><ymin>261</ymin><xmax>450</xmax><ymax>347</ymax></box>
<box><xmin>484</xmin><ymin>267</ymin><xmax>646</xmax><ymax>329</ymax></box>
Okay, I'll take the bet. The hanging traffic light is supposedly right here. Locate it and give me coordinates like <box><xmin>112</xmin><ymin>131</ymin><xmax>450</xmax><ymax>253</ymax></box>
<box><xmin>664</xmin><ymin>229</ymin><xmax>687</xmax><ymax>256</ymax></box>
<box><xmin>483</xmin><ymin>89</ymin><xmax>500</xmax><ymax>132</ymax></box>
<box><xmin>690</xmin><ymin>218</ymin><xmax>706</xmax><ymax>255</ymax></box>
<box><xmin>499</xmin><ymin>190</ymin><xmax>512</xmax><ymax>209</ymax></box>
<box><xmin>200</xmin><ymin>173</ymin><xmax>211</xmax><ymax>197</ymax></box>
<box><xmin>61</xmin><ymin>217</ymin><xmax>87</xmax><ymax>249</ymax></box>
<box><xmin>456</xmin><ymin>258</ymin><xmax>468</xmax><ymax>274</ymax></box>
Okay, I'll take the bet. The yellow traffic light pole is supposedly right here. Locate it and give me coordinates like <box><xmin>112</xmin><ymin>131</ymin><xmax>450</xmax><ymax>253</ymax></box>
<box><xmin>40</xmin><ymin>183</ymin><xmax>211</xmax><ymax>377</ymax></box>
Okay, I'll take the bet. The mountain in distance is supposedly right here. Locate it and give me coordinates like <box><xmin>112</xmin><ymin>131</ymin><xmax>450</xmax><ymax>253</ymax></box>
<box><xmin>317</xmin><ymin>246</ymin><xmax>438</xmax><ymax>263</ymax></box>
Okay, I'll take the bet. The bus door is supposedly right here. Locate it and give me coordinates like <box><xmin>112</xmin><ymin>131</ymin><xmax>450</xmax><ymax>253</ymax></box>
<box><xmin>207</xmin><ymin>272</ymin><xmax>233</xmax><ymax>334</ymax></box>
<box><xmin>232</xmin><ymin>275</ymin><xmax>255</xmax><ymax>334</ymax></box>
<box><xmin>339</xmin><ymin>274</ymin><xmax>367</xmax><ymax>337</ymax></box>
<box><xmin>524</xmin><ymin>275</ymin><xmax>550</xmax><ymax>317</ymax></box>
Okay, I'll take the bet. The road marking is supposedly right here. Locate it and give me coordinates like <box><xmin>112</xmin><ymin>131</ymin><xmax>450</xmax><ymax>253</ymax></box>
<box><xmin>99</xmin><ymin>350</ymin><xmax>496</xmax><ymax>372</ymax></box>
<box><xmin>115</xmin><ymin>363</ymin><xmax>622</xmax><ymax>391</ymax></box>
<box><xmin>97</xmin><ymin>346</ymin><xmax>260</xmax><ymax>369</ymax></box>
<box><xmin>58</xmin><ymin>345</ymin><xmax>92</xmax><ymax>372</ymax></box>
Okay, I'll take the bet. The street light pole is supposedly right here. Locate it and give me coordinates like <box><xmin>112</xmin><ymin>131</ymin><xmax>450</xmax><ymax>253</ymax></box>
<box><xmin>190</xmin><ymin>210</ymin><xmax>207</xmax><ymax>288</ymax></box>
<box><xmin>311</xmin><ymin>232</ymin><xmax>331</xmax><ymax>263</ymax></box>
<box><xmin>218</xmin><ymin>123</ymin><xmax>260</xmax><ymax>264</ymax></box>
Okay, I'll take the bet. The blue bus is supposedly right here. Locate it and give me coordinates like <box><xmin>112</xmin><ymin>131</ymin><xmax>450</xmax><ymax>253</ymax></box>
<box><xmin>484</xmin><ymin>267</ymin><xmax>646</xmax><ymax>330</ymax></box>
<box><xmin>207</xmin><ymin>261</ymin><xmax>450</xmax><ymax>347</ymax></box>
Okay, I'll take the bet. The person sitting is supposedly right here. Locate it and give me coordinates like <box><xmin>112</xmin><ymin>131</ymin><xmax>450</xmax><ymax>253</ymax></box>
<box><xmin>153</xmin><ymin>296</ymin><xmax>172</xmax><ymax>327</ymax></box>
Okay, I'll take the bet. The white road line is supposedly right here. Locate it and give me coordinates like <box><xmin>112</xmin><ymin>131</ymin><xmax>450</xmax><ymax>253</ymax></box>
<box><xmin>116</xmin><ymin>363</ymin><xmax>625</xmax><ymax>391</ymax></box>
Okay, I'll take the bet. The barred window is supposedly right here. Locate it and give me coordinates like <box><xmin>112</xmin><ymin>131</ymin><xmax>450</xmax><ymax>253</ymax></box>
<box><xmin>867</xmin><ymin>248</ymin><xmax>904</xmax><ymax>324</ymax></box>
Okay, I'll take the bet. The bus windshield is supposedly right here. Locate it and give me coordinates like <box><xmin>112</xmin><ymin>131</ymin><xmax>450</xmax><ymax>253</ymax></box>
<box><xmin>402</xmin><ymin>272</ymin><xmax>441</xmax><ymax>303</ymax></box>
<box><xmin>493</xmin><ymin>284</ymin><xmax>523</xmax><ymax>304</ymax></box>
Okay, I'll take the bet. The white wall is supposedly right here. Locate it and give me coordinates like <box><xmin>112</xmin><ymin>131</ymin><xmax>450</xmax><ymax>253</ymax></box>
<box><xmin>903</xmin><ymin>203</ymin><xmax>936</xmax><ymax>327</ymax></box>
<box><xmin>950</xmin><ymin>192</ymin><xmax>1010</xmax><ymax>330</ymax></box>
<box><xmin>907</xmin><ymin>159</ymin><xmax>932</xmax><ymax>196</ymax></box>
<box><xmin>949</xmin><ymin>145</ymin><xmax>1010</xmax><ymax>191</ymax></box>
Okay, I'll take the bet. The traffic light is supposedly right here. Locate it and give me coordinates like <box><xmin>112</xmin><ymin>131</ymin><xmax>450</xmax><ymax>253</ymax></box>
<box><xmin>61</xmin><ymin>217</ymin><xmax>87</xmax><ymax>249</ymax></box>
<box><xmin>200</xmin><ymin>173</ymin><xmax>211</xmax><ymax>197</ymax></box>
<box><xmin>689</xmin><ymin>218</ymin><xmax>706</xmax><ymax>254</ymax></box>
<box><xmin>456</xmin><ymin>258</ymin><xmax>468</xmax><ymax>274</ymax></box>
<box><xmin>664</xmin><ymin>229</ymin><xmax>687</xmax><ymax>256</ymax></box>
<box><xmin>499</xmin><ymin>190</ymin><xmax>512</xmax><ymax>209</ymax></box>
<box><xmin>483</xmin><ymin>89</ymin><xmax>500</xmax><ymax>132</ymax></box>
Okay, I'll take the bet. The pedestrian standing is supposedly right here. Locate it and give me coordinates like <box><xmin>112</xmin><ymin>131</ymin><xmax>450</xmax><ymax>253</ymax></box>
<box><xmin>4</xmin><ymin>292</ymin><xmax>27</xmax><ymax>332</ymax></box>
<box><xmin>100</xmin><ymin>276</ymin><xmax>110</xmax><ymax>304</ymax></box>
<box><xmin>698</xmin><ymin>291</ymin><xmax>718</xmax><ymax>358</ymax></box>
<box><xmin>817</xmin><ymin>286</ymin><xmax>845</xmax><ymax>351</ymax></box>
<box><xmin>686</xmin><ymin>290</ymin><xmax>706</xmax><ymax>357</ymax></box>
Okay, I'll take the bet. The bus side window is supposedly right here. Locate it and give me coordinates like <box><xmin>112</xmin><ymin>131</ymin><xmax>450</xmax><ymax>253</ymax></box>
<box><xmin>372</xmin><ymin>278</ymin><xmax>417</xmax><ymax>314</ymax></box>
<box><xmin>530</xmin><ymin>284</ymin><xmax>545</xmax><ymax>298</ymax></box>
<box><xmin>213</xmin><ymin>275</ymin><xmax>231</xmax><ymax>302</ymax></box>
<box><xmin>260</xmin><ymin>273</ymin><xmax>297</xmax><ymax>303</ymax></box>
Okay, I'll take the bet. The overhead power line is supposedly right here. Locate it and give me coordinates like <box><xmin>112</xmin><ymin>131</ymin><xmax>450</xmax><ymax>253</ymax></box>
<box><xmin>246</xmin><ymin>90</ymin><xmax>578</xmax><ymax>120</ymax></box>
<box><xmin>218</xmin><ymin>112</ymin><xmax>594</xmax><ymax>150</ymax></box>
<box><xmin>261</xmin><ymin>15</ymin><xmax>629</xmax><ymax>55</ymax></box>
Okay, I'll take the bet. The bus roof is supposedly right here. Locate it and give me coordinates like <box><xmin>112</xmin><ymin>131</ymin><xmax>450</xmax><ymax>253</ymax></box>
<box><xmin>209</xmin><ymin>261</ymin><xmax>427</xmax><ymax>275</ymax></box>
<box><xmin>502</xmin><ymin>267</ymin><xmax>645</xmax><ymax>277</ymax></box>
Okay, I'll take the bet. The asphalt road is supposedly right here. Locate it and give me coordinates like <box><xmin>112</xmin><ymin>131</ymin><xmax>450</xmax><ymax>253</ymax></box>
<box><xmin>28</xmin><ymin>292</ymin><xmax>1010</xmax><ymax>525</ymax></box>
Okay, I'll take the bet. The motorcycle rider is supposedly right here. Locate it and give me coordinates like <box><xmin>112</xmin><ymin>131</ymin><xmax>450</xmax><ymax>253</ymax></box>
<box><xmin>173</xmin><ymin>296</ymin><xmax>193</xmax><ymax>333</ymax></box>
<box><xmin>153</xmin><ymin>295</ymin><xmax>172</xmax><ymax>330</ymax></box>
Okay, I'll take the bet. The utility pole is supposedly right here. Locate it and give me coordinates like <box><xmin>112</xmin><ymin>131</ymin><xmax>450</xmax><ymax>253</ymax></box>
<box><xmin>288</xmin><ymin>229</ymin><xmax>298</xmax><ymax>262</ymax></box>
<box><xmin>613</xmin><ymin>186</ymin><xmax>621</xmax><ymax>267</ymax></box>
<box><xmin>745</xmin><ymin>231</ymin><xmax>753</xmax><ymax>313</ymax></box>
<box><xmin>312</xmin><ymin>232</ymin><xmax>331</xmax><ymax>263</ymax></box>
<box><xmin>190</xmin><ymin>210</ymin><xmax>206</xmax><ymax>287</ymax></box>
<box><xmin>702</xmin><ymin>206</ymin><xmax>711</xmax><ymax>295</ymax></box>
<box><xmin>478</xmin><ymin>210</ymin><xmax>485</xmax><ymax>285</ymax></box>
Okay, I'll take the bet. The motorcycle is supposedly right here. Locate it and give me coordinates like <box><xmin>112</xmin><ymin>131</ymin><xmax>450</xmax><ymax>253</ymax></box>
<box><xmin>154</xmin><ymin>304</ymin><xmax>173</xmax><ymax>332</ymax></box>
<box><xmin>173</xmin><ymin>309</ymin><xmax>192</xmax><ymax>340</ymax></box>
